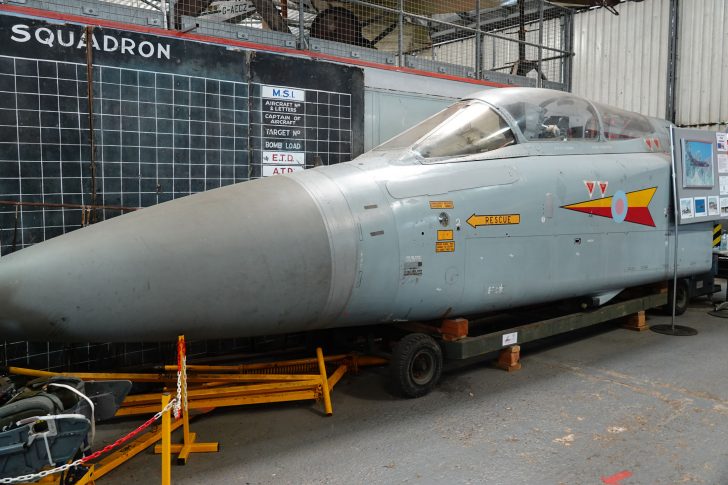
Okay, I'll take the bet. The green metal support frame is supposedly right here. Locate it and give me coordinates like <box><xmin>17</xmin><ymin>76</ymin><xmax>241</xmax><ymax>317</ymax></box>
<box><xmin>442</xmin><ymin>292</ymin><xmax>667</xmax><ymax>360</ymax></box>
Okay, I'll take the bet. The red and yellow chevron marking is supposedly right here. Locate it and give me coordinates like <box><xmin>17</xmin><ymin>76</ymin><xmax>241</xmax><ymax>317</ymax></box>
<box><xmin>562</xmin><ymin>187</ymin><xmax>657</xmax><ymax>227</ymax></box>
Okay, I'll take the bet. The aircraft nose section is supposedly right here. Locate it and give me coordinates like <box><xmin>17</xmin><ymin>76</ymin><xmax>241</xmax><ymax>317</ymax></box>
<box><xmin>0</xmin><ymin>176</ymin><xmax>334</xmax><ymax>341</ymax></box>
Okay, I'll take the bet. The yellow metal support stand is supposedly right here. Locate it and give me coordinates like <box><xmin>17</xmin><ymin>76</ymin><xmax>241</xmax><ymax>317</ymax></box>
<box><xmin>72</xmin><ymin>419</ymin><xmax>185</xmax><ymax>485</ymax></box>
<box><xmin>154</xmin><ymin>335</ymin><xmax>219</xmax><ymax>464</ymax></box>
<box><xmin>153</xmin><ymin>403</ymin><xmax>219</xmax><ymax>464</ymax></box>
<box><xmin>316</xmin><ymin>347</ymin><xmax>333</xmax><ymax>416</ymax></box>
<box><xmin>5</xmin><ymin>345</ymin><xmax>387</xmax><ymax>484</ymax></box>
<box><xmin>73</xmin><ymin>464</ymin><xmax>95</xmax><ymax>484</ymax></box>
<box><xmin>161</xmin><ymin>393</ymin><xmax>171</xmax><ymax>485</ymax></box>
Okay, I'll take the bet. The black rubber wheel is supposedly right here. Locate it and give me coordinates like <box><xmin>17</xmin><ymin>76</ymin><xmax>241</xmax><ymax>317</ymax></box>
<box><xmin>665</xmin><ymin>280</ymin><xmax>689</xmax><ymax>316</ymax></box>
<box><xmin>390</xmin><ymin>333</ymin><xmax>443</xmax><ymax>398</ymax></box>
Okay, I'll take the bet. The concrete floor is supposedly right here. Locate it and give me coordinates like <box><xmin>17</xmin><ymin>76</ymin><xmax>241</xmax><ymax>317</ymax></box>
<box><xmin>96</xmin><ymin>295</ymin><xmax>728</xmax><ymax>485</ymax></box>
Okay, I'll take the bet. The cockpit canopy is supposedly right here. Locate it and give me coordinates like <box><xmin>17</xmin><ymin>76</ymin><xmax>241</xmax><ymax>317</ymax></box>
<box><xmin>375</xmin><ymin>88</ymin><xmax>659</xmax><ymax>160</ymax></box>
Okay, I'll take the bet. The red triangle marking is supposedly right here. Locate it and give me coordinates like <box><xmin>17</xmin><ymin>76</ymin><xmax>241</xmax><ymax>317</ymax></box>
<box><xmin>625</xmin><ymin>206</ymin><xmax>655</xmax><ymax>227</ymax></box>
<box><xmin>654</xmin><ymin>138</ymin><xmax>661</xmax><ymax>149</ymax></box>
<box><xmin>585</xmin><ymin>180</ymin><xmax>595</xmax><ymax>197</ymax></box>
<box><xmin>599</xmin><ymin>181</ymin><xmax>608</xmax><ymax>196</ymax></box>
<box><xmin>646</xmin><ymin>138</ymin><xmax>653</xmax><ymax>149</ymax></box>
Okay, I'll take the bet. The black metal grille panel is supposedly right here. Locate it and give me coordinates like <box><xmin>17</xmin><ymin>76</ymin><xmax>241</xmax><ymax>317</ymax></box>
<box><xmin>0</xmin><ymin>55</ymin><xmax>250</xmax><ymax>252</ymax></box>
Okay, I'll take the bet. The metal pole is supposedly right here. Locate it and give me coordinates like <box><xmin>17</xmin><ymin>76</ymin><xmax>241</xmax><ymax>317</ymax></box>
<box><xmin>475</xmin><ymin>0</ymin><xmax>482</xmax><ymax>78</ymax></box>
<box><xmin>398</xmin><ymin>0</ymin><xmax>404</xmax><ymax>66</ymax></box>
<box><xmin>565</xmin><ymin>11</ymin><xmax>574</xmax><ymax>91</ymax></box>
<box><xmin>168</xmin><ymin>0</ymin><xmax>175</xmax><ymax>30</ymax></box>
<box><xmin>538</xmin><ymin>0</ymin><xmax>544</xmax><ymax>87</ymax></box>
<box><xmin>518</xmin><ymin>0</ymin><xmax>526</xmax><ymax>75</ymax></box>
<box><xmin>298</xmin><ymin>0</ymin><xmax>306</xmax><ymax>49</ymax></box>
<box><xmin>665</xmin><ymin>0</ymin><xmax>679</xmax><ymax>122</ymax></box>
<box><xmin>560</xmin><ymin>11</ymin><xmax>566</xmax><ymax>88</ymax></box>
<box><xmin>670</xmin><ymin>125</ymin><xmax>679</xmax><ymax>329</ymax></box>
<box><xmin>84</xmin><ymin>26</ymin><xmax>98</xmax><ymax>224</ymax></box>
<box><xmin>492</xmin><ymin>36</ymin><xmax>496</xmax><ymax>70</ymax></box>
<box><xmin>160</xmin><ymin>0</ymin><xmax>168</xmax><ymax>29</ymax></box>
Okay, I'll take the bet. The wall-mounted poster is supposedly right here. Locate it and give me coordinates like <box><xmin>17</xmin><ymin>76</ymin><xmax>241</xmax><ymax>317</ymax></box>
<box><xmin>694</xmin><ymin>197</ymin><xmax>707</xmax><ymax>217</ymax></box>
<box><xmin>680</xmin><ymin>198</ymin><xmax>694</xmax><ymax>219</ymax></box>
<box><xmin>721</xmin><ymin>197</ymin><xmax>728</xmax><ymax>216</ymax></box>
<box><xmin>708</xmin><ymin>196</ymin><xmax>720</xmax><ymax>216</ymax></box>
<box><xmin>719</xmin><ymin>154</ymin><xmax>728</xmax><ymax>173</ymax></box>
<box><xmin>682</xmin><ymin>140</ymin><xmax>715</xmax><ymax>188</ymax></box>
<box><xmin>717</xmin><ymin>132</ymin><xmax>728</xmax><ymax>152</ymax></box>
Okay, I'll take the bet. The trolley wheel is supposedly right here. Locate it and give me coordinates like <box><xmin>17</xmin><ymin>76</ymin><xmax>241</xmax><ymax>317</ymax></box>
<box><xmin>390</xmin><ymin>333</ymin><xmax>443</xmax><ymax>398</ymax></box>
<box><xmin>663</xmin><ymin>279</ymin><xmax>689</xmax><ymax>316</ymax></box>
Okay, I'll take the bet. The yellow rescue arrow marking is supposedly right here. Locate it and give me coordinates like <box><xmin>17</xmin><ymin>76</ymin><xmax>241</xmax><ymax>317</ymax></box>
<box><xmin>466</xmin><ymin>214</ymin><xmax>521</xmax><ymax>228</ymax></box>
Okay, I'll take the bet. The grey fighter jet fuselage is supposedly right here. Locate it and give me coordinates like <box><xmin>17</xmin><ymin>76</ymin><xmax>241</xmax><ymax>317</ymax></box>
<box><xmin>0</xmin><ymin>88</ymin><xmax>712</xmax><ymax>341</ymax></box>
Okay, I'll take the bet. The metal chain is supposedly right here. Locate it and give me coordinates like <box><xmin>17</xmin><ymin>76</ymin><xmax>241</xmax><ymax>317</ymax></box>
<box><xmin>0</xmin><ymin>398</ymin><xmax>178</xmax><ymax>484</ymax></box>
<box><xmin>174</xmin><ymin>365</ymin><xmax>182</xmax><ymax>419</ymax></box>
<box><xmin>174</xmin><ymin>337</ymin><xmax>185</xmax><ymax>419</ymax></box>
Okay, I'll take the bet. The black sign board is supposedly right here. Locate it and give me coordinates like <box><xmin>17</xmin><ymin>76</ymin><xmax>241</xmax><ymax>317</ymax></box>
<box><xmin>0</xmin><ymin>13</ymin><xmax>364</xmax><ymax>255</ymax></box>
<box><xmin>249</xmin><ymin>52</ymin><xmax>364</xmax><ymax>178</ymax></box>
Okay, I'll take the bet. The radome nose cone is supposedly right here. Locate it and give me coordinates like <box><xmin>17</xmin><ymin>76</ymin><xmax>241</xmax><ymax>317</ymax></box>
<box><xmin>0</xmin><ymin>176</ymin><xmax>333</xmax><ymax>341</ymax></box>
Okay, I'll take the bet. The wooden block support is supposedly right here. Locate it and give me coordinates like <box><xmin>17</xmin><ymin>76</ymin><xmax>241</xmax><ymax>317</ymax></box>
<box><xmin>621</xmin><ymin>310</ymin><xmax>649</xmax><ymax>332</ymax></box>
<box><xmin>441</xmin><ymin>318</ymin><xmax>469</xmax><ymax>342</ymax></box>
<box><xmin>496</xmin><ymin>345</ymin><xmax>521</xmax><ymax>372</ymax></box>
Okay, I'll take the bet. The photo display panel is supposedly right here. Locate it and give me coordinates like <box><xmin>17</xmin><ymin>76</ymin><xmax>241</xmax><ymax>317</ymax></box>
<box><xmin>0</xmin><ymin>15</ymin><xmax>249</xmax><ymax>253</ymax></box>
<box><xmin>672</xmin><ymin>127</ymin><xmax>727</xmax><ymax>225</ymax></box>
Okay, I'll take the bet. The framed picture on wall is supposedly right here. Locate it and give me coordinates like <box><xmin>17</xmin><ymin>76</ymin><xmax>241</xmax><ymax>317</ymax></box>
<box><xmin>682</xmin><ymin>140</ymin><xmax>715</xmax><ymax>188</ymax></box>
<box><xmin>694</xmin><ymin>197</ymin><xmax>707</xmax><ymax>217</ymax></box>
<box><xmin>680</xmin><ymin>197</ymin><xmax>694</xmax><ymax>219</ymax></box>
<box><xmin>709</xmin><ymin>196</ymin><xmax>720</xmax><ymax>216</ymax></box>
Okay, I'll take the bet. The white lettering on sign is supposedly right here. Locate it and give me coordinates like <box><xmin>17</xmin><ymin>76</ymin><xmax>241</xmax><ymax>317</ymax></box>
<box><xmin>263</xmin><ymin>99</ymin><xmax>302</xmax><ymax>113</ymax></box>
<box><xmin>10</xmin><ymin>25</ymin><xmax>31</xmax><ymax>43</ymax></box>
<box><xmin>262</xmin><ymin>151</ymin><xmax>304</xmax><ymax>165</ymax></box>
<box><xmin>262</xmin><ymin>165</ymin><xmax>303</xmax><ymax>177</ymax></box>
<box><xmin>263</xmin><ymin>113</ymin><xmax>303</xmax><ymax>125</ymax></box>
<box><xmin>262</xmin><ymin>85</ymin><xmax>305</xmax><ymax>101</ymax></box>
<box><xmin>265</xmin><ymin>128</ymin><xmax>291</xmax><ymax>137</ymax></box>
<box><xmin>9</xmin><ymin>24</ymin><xmax>171</xmax><ymax>60</ymax></box>
<box><xmin>198</xmin><ymin>1</ymin><xmax>256</xmax><ymax>22</ymax></box>
<box><xmin>263</xmin><ymin>140</ymin><xmax>304</xmax><ymax>150</ymax></box>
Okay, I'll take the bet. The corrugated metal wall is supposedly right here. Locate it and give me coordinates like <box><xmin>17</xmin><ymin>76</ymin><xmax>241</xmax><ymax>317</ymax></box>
<box><xmin>572</xmin><ymin>0</ymin><xmax>728</xmax><ymax>131</ymax></box>
<box><xmin>572</xmin><ymin>0</ymin><xmax>670</xmax><ymax>119</ymax></box>
<box><xmin>675</xmin><ymin>0</ymin><xmax>728</xmax><ymax>130</ymax></box>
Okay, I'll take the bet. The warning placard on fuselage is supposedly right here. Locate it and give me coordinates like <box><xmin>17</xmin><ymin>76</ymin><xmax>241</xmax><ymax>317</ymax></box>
<box><xmin>467</xmin><ymin>214</ymin><xmax>521</xmax><ymax>228</ymax></box>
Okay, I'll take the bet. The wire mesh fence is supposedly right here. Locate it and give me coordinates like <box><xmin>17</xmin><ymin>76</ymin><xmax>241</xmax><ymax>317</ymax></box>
<box><xmin>0</xmin><ymin>335</ymin><xmax>303</xmax><ymax>372</ymax></box>
<box><xmin>9</xmin><ymin>0</ymin><xmax>574</xmax><ymax>87</ymax></box>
